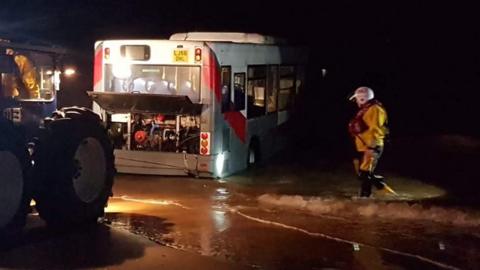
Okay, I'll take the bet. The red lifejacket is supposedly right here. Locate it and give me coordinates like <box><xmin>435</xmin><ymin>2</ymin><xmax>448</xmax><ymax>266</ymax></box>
<box><xmin>348</xmin><ymin>100</ymin><xmax>385</xmax><ymax>136</ymax></box>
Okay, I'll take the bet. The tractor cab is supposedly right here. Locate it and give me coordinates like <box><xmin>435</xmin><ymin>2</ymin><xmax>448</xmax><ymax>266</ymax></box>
<box><xmin>0</xmin><ymin>41</ymin><xmax>64</xmax><ymax>135</ymax></box>
<box><xmin>0</xmin><ymin>53</ymin><xmax>16</xmax><ymax>110</ymax></box>
<box><xmin>0</xmin><ymin>39</ymin><xmax>115</xmax><ymax>236</ymax></box>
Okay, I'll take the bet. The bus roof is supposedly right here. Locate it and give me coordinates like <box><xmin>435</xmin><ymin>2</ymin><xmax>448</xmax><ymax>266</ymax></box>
<box><xmin>169</xmin><ymin>32</ymin><xmax>286</xmax><ymax>45</ymax></box>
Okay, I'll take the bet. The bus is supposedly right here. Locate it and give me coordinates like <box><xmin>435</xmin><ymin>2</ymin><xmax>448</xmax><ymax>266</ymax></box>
<box><xmin>90</xmin><ymin>32</ymin><xmax>307</xmax><ymax>177</ymax></box>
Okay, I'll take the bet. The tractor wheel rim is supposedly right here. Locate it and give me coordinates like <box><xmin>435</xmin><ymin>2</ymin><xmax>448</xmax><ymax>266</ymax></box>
<box><xmin>72</xmin><ymin>137</ymin><xmax>106</xmax><ymax>203</ymax></box>
<box><xmin>0</xmin><ymin>151</ymin><xmax>24</xmax><ymax>227</ymax></box>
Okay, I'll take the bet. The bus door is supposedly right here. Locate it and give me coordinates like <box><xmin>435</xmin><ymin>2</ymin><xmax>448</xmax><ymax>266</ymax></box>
<box><xmin>220</xmin><ymin>66</ymin><xmax>247</xmax><ymax>169</ymax></box>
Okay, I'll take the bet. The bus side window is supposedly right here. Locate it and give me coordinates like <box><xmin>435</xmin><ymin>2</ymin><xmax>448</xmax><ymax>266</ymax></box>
<box><xmin>278</xmin><ymin>65</ymin><xmax>295</xmax><ymax>111</ymax></box>
<box><xmin>247</xmin><ymin>66</ymin><xmax>266</xmax><ymax>119</ymax></box>
<box><xmin>267</xmin><ymin>65</ymin><xmax>278</xmax><ymax>113</ymax></box>
<box><xmin>221</xmin><ymin>66</ymin><xmax>231</xmax><ymax>113</ymax></box>
<box><xmin>233</xmin><ymin>73</ymin><xmax>245</xmax><ymax>111</ymax></box>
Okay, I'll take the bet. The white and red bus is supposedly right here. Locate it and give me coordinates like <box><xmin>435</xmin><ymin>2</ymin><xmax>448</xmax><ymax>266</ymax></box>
<box><xmin>90</xmin><ymin>32</ymin><xmax>307</xmax><ymax>177</ymax></box>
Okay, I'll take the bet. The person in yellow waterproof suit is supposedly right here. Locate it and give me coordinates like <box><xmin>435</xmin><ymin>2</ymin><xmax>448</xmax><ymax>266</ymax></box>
<box><xmin>348</xmin><ymin>86</ymin><xmax>395</xmax><ymax>198</ymax></box>
<box><xmin>4</xmin><ymin>48</ymin><xmax>40</xmax><ymax>99</ymax></box>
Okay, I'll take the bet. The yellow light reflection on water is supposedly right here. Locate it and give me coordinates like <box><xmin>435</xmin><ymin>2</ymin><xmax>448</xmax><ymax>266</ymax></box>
<box><xmin>105</xmin><ymin>195</ymin><xmax>191</xmax><ymax>213</ymax></box>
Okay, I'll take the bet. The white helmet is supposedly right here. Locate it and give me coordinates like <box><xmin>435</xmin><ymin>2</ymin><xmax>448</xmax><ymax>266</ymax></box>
<box><xmin>349</xmin><ymin>86</ymin><xmax>374</xmax><ymax>106</ymax></box>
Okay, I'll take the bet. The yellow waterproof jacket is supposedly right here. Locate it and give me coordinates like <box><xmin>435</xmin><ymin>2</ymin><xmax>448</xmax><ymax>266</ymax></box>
<box><xmin>349</xmin><ymin>100</ymin><xmax>388</xmax><ymax>152</ymax></box>
<box><xmin>3</xmin><ymin>55</ymin><xmax>40</xmax><ymax>99</ymax></box>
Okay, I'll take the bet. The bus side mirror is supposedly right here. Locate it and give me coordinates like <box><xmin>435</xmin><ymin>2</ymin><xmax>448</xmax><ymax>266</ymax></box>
<box><xmin>0</xmin><ymin>54</ymin><xmax>16</xmax><ymax>74</ymax></box>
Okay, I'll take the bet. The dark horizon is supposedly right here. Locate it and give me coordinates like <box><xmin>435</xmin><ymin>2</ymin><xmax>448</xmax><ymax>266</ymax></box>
<box><xmin>1</xmin><ymin>1</ymin><xmax>479</xmax><ymax>138</ymax></box>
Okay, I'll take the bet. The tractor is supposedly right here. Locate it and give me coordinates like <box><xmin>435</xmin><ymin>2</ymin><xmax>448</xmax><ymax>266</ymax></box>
<box><xmin>0</xmin><ymin>40</ymin><xmax>115</xmax><ymax>236</ymax></box>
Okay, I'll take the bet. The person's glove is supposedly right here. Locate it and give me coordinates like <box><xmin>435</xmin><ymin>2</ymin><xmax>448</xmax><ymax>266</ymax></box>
<box><xmin>368</xmin><ymin>145</ymin><xmax>381</xmax><ymax>153</ymax></box>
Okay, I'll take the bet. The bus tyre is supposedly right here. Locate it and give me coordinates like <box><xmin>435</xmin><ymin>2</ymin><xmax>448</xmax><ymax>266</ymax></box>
<box><xmin>247</xmin><ymin>138</ymin><xmax>261</xmax><ymax>168</ymax></box>
<box><xmin>0</xmin><ymin>119</ymin><xmax>31</xmax><ymax>237</ymax></box>
<box><xmin>34</xmin><ymin>107</ymin><xmax>115</xmax><ymax>227</ymax></box>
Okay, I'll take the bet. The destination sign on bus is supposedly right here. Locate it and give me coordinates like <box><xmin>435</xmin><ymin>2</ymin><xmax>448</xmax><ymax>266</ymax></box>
<box><xmin>121</xmin><ymin>45</ymin><xmax>150</xmax><ymax>60</ymax></box>
<box><xmin>173</xmin><ymin>49</ymin><xmax>189</xmax><ymax>62</ymax></box>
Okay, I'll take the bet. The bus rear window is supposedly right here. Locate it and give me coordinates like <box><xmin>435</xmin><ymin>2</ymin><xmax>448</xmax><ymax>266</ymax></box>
<box><xmin>105</xmin><ymin>64</ymin><xmax>201</xmax><ymax>102</ymax></box>
<box><xmin>121</xmin><ymin>45</ymin><xmax>150</xmax><ymax>60</ymax></box>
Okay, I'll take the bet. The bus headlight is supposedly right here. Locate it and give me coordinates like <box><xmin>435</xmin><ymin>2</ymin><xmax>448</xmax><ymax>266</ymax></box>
<box><xmin>112</xmin><ymin>63</ymin><xmax>132</xmax><ymax>78</ymax></box>
<box><xmin>215</xmin><ymin>152</ymin><xmax>225</xmax><ymax>177</ymax></box>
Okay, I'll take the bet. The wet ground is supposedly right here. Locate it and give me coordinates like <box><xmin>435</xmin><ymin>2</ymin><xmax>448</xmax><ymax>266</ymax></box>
<box><xmin>99</xmin><ymin>164</ymin><xmax>479</xmax><ymax>270</ymax></box>
<box><xmin>1</xmin><ymin>135</ymin><xmax>480</xmax><ymax>269</ymax></box>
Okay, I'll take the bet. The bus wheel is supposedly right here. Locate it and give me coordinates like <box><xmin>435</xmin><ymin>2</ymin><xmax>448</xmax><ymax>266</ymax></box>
<box><xmin>247</xmin><ymin>139</ymin><xmax>261</xmax><ymax>168</ymax></box>
<box><xmin>33</xmin><ymin>107</ymin><xmax>115</xmax><ymax>227</ymax></box>
<box><xmin>0</xmin><ymin>119</ymin><xmax>31</xmax><ymax>237</ymax></box>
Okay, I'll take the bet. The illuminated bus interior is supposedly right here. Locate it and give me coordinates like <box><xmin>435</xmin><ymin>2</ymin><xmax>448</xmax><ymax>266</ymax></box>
<box><xmin>104</xmin><ymin>64</ymin><xmax>200</xmax><ymax>102</ymax></box>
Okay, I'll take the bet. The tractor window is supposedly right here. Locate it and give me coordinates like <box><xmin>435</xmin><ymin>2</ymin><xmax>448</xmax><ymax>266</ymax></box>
<box><xmin>17</xmin><ymin>66</ymin><xmax>57</xmax><ymax>101</ymax></box>
<box><xmin>37</xmin><ymin>67</ymin><xmax>57</xmax><ymax>100</ymax></box>
<box><xmin>7</xmin><ymin>50</ymin><xmax>57</xmax><ymax>101</ymax></box>
<box><xmin>0</xmin><ymin>54</ymin><xmax>16</xmax><ymax>73</ymax></box>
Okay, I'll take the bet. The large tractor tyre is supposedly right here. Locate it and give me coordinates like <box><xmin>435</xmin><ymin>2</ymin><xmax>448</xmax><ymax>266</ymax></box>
<box><xmin>0</xmin><ymin>119</ymin><xmax>31</xmax><ymax>236</ymax></box>
<box><xmin>34</xmin><ymin>107</ymin><xmax>115</xmax><ymax>227</ymax></box>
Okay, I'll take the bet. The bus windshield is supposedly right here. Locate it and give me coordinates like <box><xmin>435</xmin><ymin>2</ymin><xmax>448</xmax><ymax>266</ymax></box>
<box><xmin>104</xmin><ymin>64</ymin><xmax>201</xmax><ymax>103</ymax></box>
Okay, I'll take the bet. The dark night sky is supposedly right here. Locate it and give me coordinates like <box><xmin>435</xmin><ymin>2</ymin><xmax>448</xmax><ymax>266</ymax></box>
<box><xmin>1</xmin><ymin>1</ymin><xmax>479</xmax><ymax>138</ymax></box>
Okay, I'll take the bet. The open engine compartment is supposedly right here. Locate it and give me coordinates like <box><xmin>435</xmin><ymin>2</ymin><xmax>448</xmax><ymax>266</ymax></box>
<box><xmin>108</xmin><ymin>112</ymin><xmax>200</xmax><ymax>154</ymax></box>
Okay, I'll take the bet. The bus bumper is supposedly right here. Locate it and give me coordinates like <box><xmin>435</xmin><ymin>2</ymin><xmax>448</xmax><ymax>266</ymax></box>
<box><xmin>114</xmin><ymin>149</ymin><xmax>217</xmax><ymax>177</ymax></box>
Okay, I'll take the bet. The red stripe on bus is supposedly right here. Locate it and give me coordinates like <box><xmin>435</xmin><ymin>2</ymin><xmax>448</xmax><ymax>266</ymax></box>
<box><xmin>93</xmin><ymin>49</ymin><xmax>103</xmax><ymax>87</ymax></box>
<box><xmin>204</xmin><ymin>48</ymin><xmax>245</xmax><ymax>143</ymax></box>
<box><xmin>224</xmin><ymin>111</ymin><xmax>246</xmax><ymax>143</ymax></box>
<box><xmin>204</xmin><ymin>49</ymin><xmax>221</xmax><ymax>102</ymax></box>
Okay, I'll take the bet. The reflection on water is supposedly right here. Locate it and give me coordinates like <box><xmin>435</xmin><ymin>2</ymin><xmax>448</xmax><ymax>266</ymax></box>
<box><xmin>105</xmin><ymin>187</ymin><xmax>234</xmax><ymax>258</ymax></box>
<box><xmin>107</xmin><ymin>195</ymin><xmax>191</xmax><ymax>211</ymax></box>
<box><xmin>105</xmin><ymin>213</ymin><xmax>175</xmax><ymax>245</ymax></box>
<box><xmin>211</xmin><ymin>188</ymin><xmax>231</xmax><ymax>233</ymax></box>
<box><xmin>212</xmin><ymin>210</ymin><xmax>229</xmax><ymax>233</ymax></box>
<box><xmin>198</xmin><ymin>187</ymin><xmax>233</xmax><ymax>256</ymax></box>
